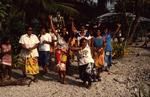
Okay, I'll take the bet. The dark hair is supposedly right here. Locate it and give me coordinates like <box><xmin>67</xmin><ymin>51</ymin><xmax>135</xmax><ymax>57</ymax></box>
<box><xmin>80</xmin><ymin>25</ymin><xmax>85</xmax><ymax>30</ymax></box>
<box><xmin>1</xmin><ymin>37</ymin><xmax>10</xmax><ymax>44</ymax></box>
<box><xmin>80</xmin><ymin>38</ymin><xmax>87</xmax><ymax>46</ymax></box>
<box><xmin>40</xmin><ymin>26</ymin><xmax>47</xmax><ymax>31</ymax></box>
<box><xmin>25</xmin><ymin>25</ymin><xmax>32</xmax><ymax>31</ymax></box>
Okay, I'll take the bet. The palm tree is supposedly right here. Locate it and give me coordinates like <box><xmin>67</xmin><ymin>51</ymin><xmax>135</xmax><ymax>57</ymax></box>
<box><xmin>13</xmin><ymin>0</ymin><xmax>79</xmax><ymax>24</ymax></box>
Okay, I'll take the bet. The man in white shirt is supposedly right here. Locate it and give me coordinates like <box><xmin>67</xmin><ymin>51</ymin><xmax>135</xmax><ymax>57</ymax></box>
<box><xmin>38</xmin><ymin>27</ymin><xmax>52</xmax><ymax>74</ymax></box>
<box><xmin>19</xmin><ymin>26</ymin><xmax>39</xmax><ymax>78</ymax></box>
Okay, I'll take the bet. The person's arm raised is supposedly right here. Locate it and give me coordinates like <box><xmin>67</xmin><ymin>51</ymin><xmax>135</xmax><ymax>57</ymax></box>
<box><xmin>71</xmin><ymin>18</ymin><xmax>78</xmax><ymax>33</ymax></box>
<box><xmin>49</xmin><ymin>15</ymin><xmax>58</xmax><ymax>36</ymax></box>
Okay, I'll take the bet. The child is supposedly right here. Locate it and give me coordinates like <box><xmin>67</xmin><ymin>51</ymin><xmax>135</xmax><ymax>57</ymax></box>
<box><xmin>55</xmin><ymin>48</ymin><xmax>67</xmax><ymax>84</ymax></box>
<box><xmin>0</xmin><ymin>37</ymin><xmax>12</xmax><ymax>81</ymax></box>
<box><xmin>70</xmin><ymin>38</ymin><xmax>94</xmax><ymax>88</ymax></box>
<box><xmin>93</xmin><ymin>29</ymin><xmax>104</xmax><ymax>81</ymax></box>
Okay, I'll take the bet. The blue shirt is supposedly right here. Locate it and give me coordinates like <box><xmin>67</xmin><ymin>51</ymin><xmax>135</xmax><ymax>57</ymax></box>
<box><xmin>94</xmin><ymin>37</ymin><xmax>103</xmax><ymax>48</ymax></box>
<box><xmin>105</xmin><ymin>34</ymin><xmax>112</xmax><ymax>51</ymax></box>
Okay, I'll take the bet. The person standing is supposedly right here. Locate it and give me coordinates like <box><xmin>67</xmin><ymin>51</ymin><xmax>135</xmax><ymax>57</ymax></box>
<box><xmin>19</xmin><ymin>26</ymin><xmax>39</xmax><ymax>81</ymax></box>
<box><xmin>93</xmin><ymin>30</ymin><xmax>104</xmax><ymax>81</ymax></box>
<box><xmin>38</xmin><ymin>26</ymin><xmax>52</xmax><ymax>74</ymax></box>
<box><xmin>72</xmin><ymin>23</ymin><xmax>91</xmax><ymax>46</ymax></box>
<box><xmin>49</xmin><ymin>15</ymin><xmax>68</xmax><ymax>83</ymax></box>
<box><xmin>0</xmin><ymin>37</ymin><xmax>12</xmax><ymax>81</ymax></box>
<box><xmin>103</xmin><ymin>28</ymin><xmax>113</xmax><ymax>71</ymax></box>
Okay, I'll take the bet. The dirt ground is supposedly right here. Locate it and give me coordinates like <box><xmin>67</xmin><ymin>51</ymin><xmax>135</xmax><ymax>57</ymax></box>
<box><xmin>0</xmin><ymin>43</ymin><xmax>150</xmax><ymax>97</ymax></box>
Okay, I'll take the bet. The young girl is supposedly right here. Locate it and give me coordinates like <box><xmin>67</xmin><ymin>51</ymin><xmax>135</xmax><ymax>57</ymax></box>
<box><xmin>0</xmin><ymin>37</ymin><xmax>12</xmax><ymax>81</ymax></box>
<box><xmin>49</xmin><ymin>15</ymin><xmax>68</xmax><ymax>84</ymax></box>
<box><xmin>93</xmin><ymin>30</ymin><xmax>104</xmax><ymax>81</ymax></box>
<box><xmin>55</xmin><ymin>47</ymin><xmax>67</xmax><ymax>84</ymax></box>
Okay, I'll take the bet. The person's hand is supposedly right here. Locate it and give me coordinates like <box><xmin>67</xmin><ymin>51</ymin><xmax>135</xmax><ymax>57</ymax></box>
<box><xmin>79</xmin><ymin>47</ymin><xmax>82</xmax><ymax>50</ymax></box>
<box><xmin>24</xmin><ymin>48</ymin><xmax>31</xmax><ymax>52</ymax></box>
<box><xmin>28</xmin><ymin>47</ymin><xmax>33</xmax><ymax>51</ymax></box>
<box><xmin>117</xmin><ymin>23</ymin><xmax>121</xmax><ymax>27</ymax></box>
<box><xmin>48</xmin><ymin>15</ymin><xmax>52</xmax><ymax>20</ymax></box>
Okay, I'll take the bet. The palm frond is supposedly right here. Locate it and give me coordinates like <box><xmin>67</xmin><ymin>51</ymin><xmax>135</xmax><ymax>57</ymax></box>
<box><xmin>47</xmin><ymin>2</ymin><xmax>79</xmax><ymax>16</ymax></box>
<box><xmin>58</xmin><ymin>2</ymin><xmax>76</xmax><ymax>8</ymax></box>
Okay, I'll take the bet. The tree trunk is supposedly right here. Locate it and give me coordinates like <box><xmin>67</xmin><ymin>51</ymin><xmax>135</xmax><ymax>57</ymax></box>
<box><xmin>128</xmin><ymin>16</ymin><xmax>140</xmax><ymax>42</ymax></box>
<box><xmin>125</xmin><ymin>14</ymin><xmax>140</xmax><ymax>44</ymax></box>
<box><xmin>126</xmin><ymin>0</ymin><xmax>143</xmax><ymax>43</ymax></box>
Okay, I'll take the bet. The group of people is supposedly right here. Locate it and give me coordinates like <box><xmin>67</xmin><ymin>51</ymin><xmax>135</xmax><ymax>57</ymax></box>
<box><xmin>0</xmin><ymin>15</ymin><xmax>114</xmax><ymax>88</ymax></box>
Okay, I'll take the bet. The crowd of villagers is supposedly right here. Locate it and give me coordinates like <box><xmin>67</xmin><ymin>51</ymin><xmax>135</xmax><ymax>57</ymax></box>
<box><xmin>0</xmin><ymin>15</ymin><xmax>122</xmax><ymax>88</ymax></box>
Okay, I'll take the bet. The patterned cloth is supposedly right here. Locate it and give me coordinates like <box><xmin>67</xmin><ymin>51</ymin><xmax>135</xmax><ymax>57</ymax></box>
<box><xmin>57</xmin><ymin>63</ymin><xmax>66</xmax><ymax>71</ymax></box>
<box><xmin>94</xmin><ymin>48</ymin><xmax>104</xmax><ymax>68</ymax></box>
<box><xmin>61</xmin><ymin>53</ymin><xmax>67</xmax><ymax>63</ymax></box>
<box><xmin>1</xmin><ymin>44</ymin><xmax>12</xmax><ymax>66</ymax></box>
<box><xmin>25</xmin><ymin>57</ymin><xmax>39</xmax><ymax>75</ymax></box>
<box><xmin>55</xmin><ymin>49</ymin><xmax>67</xmax><ymax>71</ymax></box>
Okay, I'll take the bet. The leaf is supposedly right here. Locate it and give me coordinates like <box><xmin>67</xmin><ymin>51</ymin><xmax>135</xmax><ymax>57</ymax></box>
<box><xmin>47</xmin><ymin>3</ymin><xmax>79</xmax><ymax>16</ymax></box>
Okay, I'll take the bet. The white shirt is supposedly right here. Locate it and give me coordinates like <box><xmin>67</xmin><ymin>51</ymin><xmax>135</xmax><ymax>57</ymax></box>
<box><xmin>77</xmin><ymin>31</ymin><xmax>92</xmax><ymax>46</ymax></box>
<box><xmin>78</xmin><ymin>45</ymin><xmax>94</xmax><ymax>66</ymax></box>
<box><xmin>19</xmin><ymin>34</ymin><xmax>39</xmax><ymax>58</ymax></box>
<box><xmin>39</xmin><ymin>33</ymin><xmax>52</xmax><ymax>51</ymax></box>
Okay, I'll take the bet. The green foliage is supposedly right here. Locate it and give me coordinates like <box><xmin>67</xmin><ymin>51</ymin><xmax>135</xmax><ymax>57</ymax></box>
<box><xmin>12</xmin><ymin>55</ymin><xmax>24</xmax><ymax>69</ymax></box>
<box><xmin>47</xmin><ymin>3</ymin><xmax>79</xmax><ymax>16</ymax></box>
<box><xmin>13</xmin><ymin>0</ymin><xmax>80</xmax><ymax>19</ymax></box>
<box><xmin>112</xmin><ymin>42</ymin><xmax>126</xmax><ymax>58</ymax></box>
<box><xmin>0</xmin><ymin>1</ymin><xmax>8</xmax><ymax>22</ymax></box>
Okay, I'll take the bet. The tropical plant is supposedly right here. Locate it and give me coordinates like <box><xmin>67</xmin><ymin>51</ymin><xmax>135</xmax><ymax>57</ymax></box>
<box><xmin>112</xmin><ymin>42</ymin><xmax>125</xmax><ymax>58</ymax></box>
<box><xmin>0</xmin><ymin>1</ymin><xmax>10</xmax><ymax>33</ymax></box>
<box><xmin>0</xmin><ymin>2</ymin><xmax>7</xmax><ymax>21</ymax></box>
<box><xmin>13</xmin><ymin>0</ymin><xmax>80</xmax><ymax>23</ymax></box>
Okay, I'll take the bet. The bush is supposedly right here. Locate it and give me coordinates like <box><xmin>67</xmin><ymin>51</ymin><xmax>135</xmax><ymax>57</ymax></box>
<box><xmin>112</xmin><ymin>42</ymin><xmax>127</xmax><ymax>58</ymax></box>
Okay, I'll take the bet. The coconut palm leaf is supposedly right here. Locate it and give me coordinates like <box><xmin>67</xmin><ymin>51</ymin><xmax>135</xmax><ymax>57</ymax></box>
<box><xmin>0</xmin><ymin>11</ymin><xmax>7</xmax><ymax>18</ymax></box>
<box><xmin>0</xmin><ymin>1</ymin><xmax>8</xmax><ymax>20</ymax></box>
<box><xmin>47</xmin><ymin>3</ymin><xmax>79</xmax><ymax>15</ymax></box>
<box><xmin>14</xmin><ymin>0</ymin><xmax>79</xmax><ymax>17</ymax></box>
